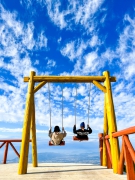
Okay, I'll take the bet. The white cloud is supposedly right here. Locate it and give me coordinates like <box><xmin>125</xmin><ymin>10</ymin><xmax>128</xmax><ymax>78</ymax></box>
<box><xmin>89</xmin><ymin>35</ymin><xmax>99</xmax><ymax>47</ymax></box>
<box><xmin>77</xmin><ymin>84</ymin><xmax>87</xmax><ymax>96</ymax></box>
<box><xmin>73</xmin><ymin>0</ymin><xmax>103</xmax><ymax>28</ymax></box>
<box><xmin>45</xmin><ymin>0</ymin><xmax>67</xmax><ymax>29</ymax></box>
<box><xmin>60</xmin><ymin>41</ymin><xmax>75</xmax><ymax>61</ymax></box>
<box><xmin>0</xmin><ymin>127</ymin><xmax>48</xmax><ymax>134</ymax></box>
<box><xmin>0</xmin><ymin>128</ymin><xmax>22</xmax><ymax>133</ymax></box>
<box><xmin>45</xmin><ymin>0</ymin><xmax>104</xmax><ymax>30</ymax></box>
<box><xmin>0</xmin><ymin>4</ymin><xmax>49</xmax><ymax>126</ymax></box>
<box><xmin>47</xmin><ymin>59</ymin><xmax>56</xmax><ymax>68</ymax></box>
<box><xmin>60</xmin><ymin>37</ymin><xmax>100</xmax><ymax>63</ymax></box>
<box><xmin>57</xmin><ymin>37</ymin><xmax>62</xmax><ymax>43</ymax></box>
<box><xmin>116</xmin><ymin>14</ymin><xmax>135</xmax><ymax>79</ymax></box>
<box><xmin>36</xmin><ymin>31</ymin><xmax>48</xmax><ymax>49</ymax></box>
<box><xmin>34</xmin><ymin>60</ymin><xmax>39</xmax><ymax>65</ymax></box>
<box><xmin>85</xmin><ymin>52</ymin><xmax>98</xmax><ymax>69</ymax></box>
<box><xmin>79</xmin><ymin>51</ymin><xmax>100</xmax><ymax>74</ymax></box>
<box><xmin>101</xmin><ymin>48</ymin><xmax>117</xmax><ymax>63</ymax></box>
<box><xmin>63</xmin><ymin>87</ymin><xmax>72</xmax><ymax>100</ymax></box>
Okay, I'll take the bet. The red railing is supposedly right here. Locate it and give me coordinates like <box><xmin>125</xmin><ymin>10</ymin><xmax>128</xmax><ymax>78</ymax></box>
<box><xmin>0</xmin><ymin>140</ymin><xmax>31</xmax><ymax>164</ymax></box>
<box><xmin>99</xmin><ymin>126</ymin><xmax>135</xmax><ymax>180</ymax></box>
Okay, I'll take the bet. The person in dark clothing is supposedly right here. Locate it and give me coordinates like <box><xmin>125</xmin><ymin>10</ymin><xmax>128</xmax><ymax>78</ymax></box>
<box><xmin>73</xmin><ymin>122</ymin><xmax>92</xmax><ymax>139</ymax></box>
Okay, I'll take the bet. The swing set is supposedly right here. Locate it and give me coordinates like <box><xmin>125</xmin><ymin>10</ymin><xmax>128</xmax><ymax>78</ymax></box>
<box><xmin>18</xmin><ymin>71</ymin><xmax>119</xmax><ymax>175</ymax></box>
<box><xmin>48</xmin><ymin>82</ymin><xmax>91</xmax><ymax>145</ymax></box>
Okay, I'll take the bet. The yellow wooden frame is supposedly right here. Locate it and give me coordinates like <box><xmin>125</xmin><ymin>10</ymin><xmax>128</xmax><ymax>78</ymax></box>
<box><xmin>18</xmin><ymin>71</ymin><xmax>119</xmax><ymax>175</ymax></box>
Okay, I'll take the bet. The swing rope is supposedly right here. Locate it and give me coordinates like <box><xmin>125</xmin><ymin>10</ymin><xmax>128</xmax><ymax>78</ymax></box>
<box><xmin>74</xmin><ymin>84</ymin><xmax>77</xmax><ymax>126</ymax></box>
<box><xmin>48</xmin><ymin>83</ymin><xmax>51</xmax><ymax>130</ymax></box>
<box><xmin>88</xmin><ymin>83</ymin><xmax>91</xmax><ymax>126</ymax></box>
<box><xmin>61</xmin><ymin>83</ymin><xmax>64</xmax><ymax>130</ymax></box>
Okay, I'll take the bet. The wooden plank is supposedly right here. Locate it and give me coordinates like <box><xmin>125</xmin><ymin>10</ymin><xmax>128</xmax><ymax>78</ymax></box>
<box><xmin>24</xmin><ymin>76</ymin><xmax>116</xmax><ymax>83</ymax></box>
<box><xmin>113</xmin><ymin>126</ymin><xmax>135</xmax><ymax>138</ymax></box>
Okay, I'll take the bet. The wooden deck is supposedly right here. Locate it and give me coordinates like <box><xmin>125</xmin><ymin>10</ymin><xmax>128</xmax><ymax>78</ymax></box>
<box><xmin>0</xmin><ymin>163</ymin><xmax>127</xmax><ymax>180</ymax></box>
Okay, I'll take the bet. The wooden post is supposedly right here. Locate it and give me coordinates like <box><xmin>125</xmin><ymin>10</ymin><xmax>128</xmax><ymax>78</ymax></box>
<box><xmin>102</xmin><ymin>95</ymin><xmax>108</xmax><ymax>166</ymax></box>
<box><xmin>123</xmin><ymin>135</ymin><xmax>135</xmax><ymax>162</ymax></box>
<box><xmin>31</xmin><ymin>92</ymin><xmax>38</xmax><ymax>167</ymax></box>
<box><xmin>118</xmin><ymin>136</ymin><xmax>124</xmax><ymax>174</ymax></box>
<box><xmin>105</xmin><ymin>139</ymin><xmax>112</xmax><ymax>169</ymax></box>
<box><xmin>123</xmin><ymin>135</ymin><xmax>135</xmax><ymax>180</ymax></box>
<box><xmin>3</xmin><ymin>142</ymin><xmax>9</xmax><ymax>164</ymax></box>
<box><xmin>98</xmin><ymin>133</ymin><xmax>103</xmax><ymax>165</ymax></box>
<box><xmin>18</xmin><ymin>71</ymin><xmax>35</xmax><ymax>175</ymax></box>
<box><xmin>103</xmin><ymin>71</ymin><xmax>120</xmax><ymax>173</ymax></box>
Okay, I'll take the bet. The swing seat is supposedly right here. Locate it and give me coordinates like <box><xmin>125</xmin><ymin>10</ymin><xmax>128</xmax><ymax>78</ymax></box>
<box><xmin>49</xmin><ymin>141</ymin><xmax>65</xmax><ymax>146</ymax></box>
<box><xmin>73</xmin><ymin>136</ymin><xmax>89</xmax><ymax>141</ymax></box>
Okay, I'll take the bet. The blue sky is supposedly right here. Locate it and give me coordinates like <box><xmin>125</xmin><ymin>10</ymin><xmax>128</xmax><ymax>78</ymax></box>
<box><xmin>0</xmin><ymin>0</ymin><xmax>135</xmax><ymax>160</ymax></box>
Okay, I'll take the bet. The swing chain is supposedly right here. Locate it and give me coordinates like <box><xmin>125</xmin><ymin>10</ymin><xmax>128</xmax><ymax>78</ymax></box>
<box><xmin>88</xmin><ymin>83</ymin><xmax>91</xmax><ymax>126</ymax></box>
<box><xmin>48</xmin><ymin>83</ymin><xmax>51</xmax><ymax>131</ymax></box>
<box><xmin>61</xmin><ymin>83</ymin><xmax>64</xmax><ymax>131</ymax></box>
<box><xmin>75</xmin><ymin>84</ymin><xmax>77</xmax><ymax>126</ymax></box>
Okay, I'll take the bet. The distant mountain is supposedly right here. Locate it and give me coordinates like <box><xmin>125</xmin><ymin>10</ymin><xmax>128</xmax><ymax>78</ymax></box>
<box><xmin>6</xmin><ymin>152</ymin><xmax>100</xmax><ymax>165</ymax></box>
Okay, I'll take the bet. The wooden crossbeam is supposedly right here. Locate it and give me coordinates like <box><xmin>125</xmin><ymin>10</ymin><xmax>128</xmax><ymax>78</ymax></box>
<box><xmin>24</xmin><ymin>76</ymin><xmax>116</xmax><ymax>83</ymax></box>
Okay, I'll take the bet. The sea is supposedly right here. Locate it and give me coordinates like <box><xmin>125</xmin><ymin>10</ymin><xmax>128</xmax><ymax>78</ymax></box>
<box><xmin>5</xmin><ymin>151</ymin><xmax>100</xmax><ymax>165</ymax></box>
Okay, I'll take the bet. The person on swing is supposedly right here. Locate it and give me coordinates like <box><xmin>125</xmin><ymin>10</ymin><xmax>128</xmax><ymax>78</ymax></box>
<box><xmin>48</xmin><ymin>126</ymin><xmax>67</xmax><ymax>145</ymax></box>
<box><xmin>73</xmin><ymin>122</ymin><xmax>92</xmax><ymax>140</ymax></box>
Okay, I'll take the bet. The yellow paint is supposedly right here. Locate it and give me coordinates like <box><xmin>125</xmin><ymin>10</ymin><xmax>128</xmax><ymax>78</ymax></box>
<box><xmin>102</xmin><ymin>94</ymin><xmax>108</xmax><ymax>166</ymax></box>
<box><xmin>18</xmin><ymin>71</ymin><xmax>35</xmax><ymax>175</ymax></box>
<box><xmin>93</xmin><ymin>80</ymin><xmax>106</xmax><ymax>93</ymax></box>
<box><xmin>103</xmin><ymin>71</ymin><xmax>119</xmax><ymax>173</ymax></box>
<box><xmin>31</xmin><ymin>94</ymin><xmax>38</xmax><ymax>167</ymax></box>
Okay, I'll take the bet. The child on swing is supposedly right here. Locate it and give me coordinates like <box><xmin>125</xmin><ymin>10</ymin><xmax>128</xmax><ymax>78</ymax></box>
<box><xmin>48</xmin><ymin>126</ymin><xmax>67</xmax><ymax>145</ymax></box>
<box><xmin>73</xmin><ymin>122</ymin><xmax>92</xmax><ymax>139</ymax></box>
